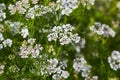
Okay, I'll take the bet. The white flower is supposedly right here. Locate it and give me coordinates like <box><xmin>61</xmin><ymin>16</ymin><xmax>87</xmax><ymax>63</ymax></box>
<box><xmin>48</xmin><ymin>58</ymin><xmax>58</xmax><ymax>67</ymax></box>
<box><xmin>47</xmin><ymin>33</ymin><xmax>58</xmax><ymax>41</ymax></box>
<box><xmin>21</xmin><ymin>28</ymin><xmax>29</xmax><ymax>38</ymax></box>
<box><xmin>63</xmin><ymin>24</ymin><xmax>74</xmax><ymax>32</ymax></box>
<box><xmin>8</xmin><ymin>1</ymin><xmax>26</xmax><ymax>15</ymax></box>
<box><xmin>3</xmin><ymin>39</ymin><xmax>12</xmax><ymax>47</ymax></box>
<box><xmin>108</xmin><ymin>28</ymin><xmax>116</xmax><ymax>37</ymax></box>
<box><xmin>48</xmin><ymin>24</ymin><xmax>81</xmax><ymax>45</ymax></box>
<box><xmin>110</xmin><ymin>62</ymin><xmax>118</xmax><ymax>71</ymax></box>
<box><xmin>108</xmin><ymin>50</ymin><xmax>120</xmax><ymax>71</ymax></box>
<box><xmin>57</xmin><ymin>0</ymin><xmax>78</xmax><ymax>16</ymax></box>
<box><xmin>21</xmin><ymin>0</ymin><xmax>29</xmax><ymax>8</ymax></box>
<box><xmin>61</xmin><ymin>7</ymin><xmax>72</xmax><ymax>16</ymax></box>
<box><xmin>73</xmin><ymin>57</ymin><xmax>92</xmax><ymax>78</ymax></box>
<box><xmin>8</xmin><ymin>4</ymin><xmax>17</xmax><ymax>15</ymax></box>
<box><xmin>28</xmin><ymin>38</ymin><xmax>36</xmax><ymax>45</ymax></box>
<box><xmin>19</xmin><ymin>39</ymin><xmax>43</xmax><ymax>58</ymax></box>
<box><xmin>70</xmin><ymin>33</ymin><xmax>80</xmax><ymax>43</ymax></box>
<box><xmin>90</xmin><ymin>22</ymin><xmax>116</xmax><ymax>38</ymax></box>
<box><xmin>52</xmin><ymin>26</ymin><xmax>63</xmax><ymax>33</ymax></box>
<box><xmin>61</xmin><ymin>71</ymin><xmax>69</xmax><ymax>79</ymax></box>
<box><xmin>20</xmin><ymin>48</ymin><xmax>29</xmax><ymax>58</ymax></box>
<box><xmin>60</xmin><ymin>36</ymin><xmax>71</xmax><ymax>45</ymax></box>
<box><xmin>111</xmin><ymin>50</ymin><xmax>120</xmax><ymax>60</ymax></box>
<box><xmin>31</xmin><ymin>49</ymin><xmax>40</xmax><ymax>58</ymax></box>
<box><xmin>25</xmin><ymin>8</ymin><xmax>35</xmax><ymax>19</ymax></box>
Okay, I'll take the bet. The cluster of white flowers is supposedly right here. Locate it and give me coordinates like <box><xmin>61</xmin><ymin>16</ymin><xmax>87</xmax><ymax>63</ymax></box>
<box><xmin>8</xmin><ymin>1</ymin><xmax>26</xmax><ymax>15</ymax></box>
<box><xmin>19</xmin><ymin>38</ymin><xmax>43</xmax><ymax>58</ymax></box>
<box><xmin>73</xmin><ymin>57</ymin><xmax>92</xmax><ymax>79</ymax></box>
<box><xmin>3</xmin><ymin>39</ymin><xmax>13</xmax><ymax>48</ymax></box>
<box><xmin>0</xmin><ymin>64</ymin><xmax>5</xmax><ymax>75</ymax></box>
<box><xmin>8</xmin><ymin>0</ymin><xmax>39</xmax><ymax>15</ymax></box>
<box><xmin>0</xmin><ymin>3</ymin><xmax>6</xmax><ymax>21</ymax></box>
<box><xmin>0</xmin><ymin>33</ymin><xmax>12</xmax><ymax>50</ymax></box>
<box><xmin>47</xmin><ymin>24</ymin><xmax>80</xmax><ymax>45</ymax></box>
<box><xmin>25</xmin><ymin>5</ymin><xmax>52</xmax><ymax>19</ymax></box>
<box><xmin>5</xmin><ymin>20</ymin><xmax>23</xmax><ymax>35</ymax></box>
<box><xmin>41</xmin><ymin>58</ymin><xmax>69</xmax><ymax>80</ymax></box>
<box><xmin>90</xmin><ymin>22</ymin><xmax>116</xmax><ymax>38</ymax></box>
<box><xmin>108</xmin><ymin>50</ymin><xmax>120</xmax><ymax>71</ymax></box>
<box><xmin>20</xmin><ymin>28</ymin><xmax>29</xmax><ymax>38</ymax></box>
<box><xmin>8</xmin><ymin>0</ymin><xmax>54</xmax><ymax>19</ymax></box>
<box><xmin>56</xmin><ymin>0</ymin><xmax>79</xmax><ymax>16</ymax></box>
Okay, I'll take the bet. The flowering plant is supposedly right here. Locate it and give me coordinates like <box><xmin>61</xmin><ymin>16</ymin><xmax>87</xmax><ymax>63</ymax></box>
<box><xmin>0</xmin><ymin>0</ymin><xmax>120</xmax><ymax>80</ymax></box>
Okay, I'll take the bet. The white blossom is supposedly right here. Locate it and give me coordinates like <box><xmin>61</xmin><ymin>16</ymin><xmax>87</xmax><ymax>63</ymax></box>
<box><xmin>19</xmin><ymin>39</ymin><xmax>43</xmax><ymax>58</ymax></box>
<box><xmin>57</xmin><ymin>0</ymin><xmax>79</xmax><ymax>16</ymax></box>
<box><xmin>47</xmin><ymin>24</ymin><xmax>81</xmax><ymax>45</ymax></box>
<box><xmin>41</xmin><ymin>58</ymin><xmax>69</xmax><ymax>80</ymax></box>
<box><xmin>21</xmin><ymin>28</ymin><xmax>29</xmax><ymax>38</ymax></box>
<box><xmin>108</xmin><ymin>50</ymin><xmax>120</xmax><ymax>71</ymax></box>
<box><xmin>47</xmin><ymin>33</ymin><xmax>58</xmax><ymax>41</ymax></box>
<box><xmin>73</xmin><ymin>57</ymin><xmax>92</xmax><ymax>79</ymax></box>
<box><xmin>61</xmin><ymin>70</ymin><xmax>70</xmax><ymax>79</ymax></box>
<box><xmin>60</xmin><ymin>36</ymin><xmax>71</xmax><ymax>45</ymax></box>
<box><xmin>90</xmin><ymin>22</ymin><xmax>116</xmax><ymax>38</ymax></box>
<box><xmin>2</xmin><ymin>39</ymin><xmax>12</xmax><ymax>47</ymax></box>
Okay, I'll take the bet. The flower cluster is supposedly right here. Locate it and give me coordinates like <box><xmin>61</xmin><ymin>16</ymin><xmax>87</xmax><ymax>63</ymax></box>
<box><xmin>25</xmin><ymin>5</ymin><xmax>52</xmax><ymax>19</ymax></box>
<box><xmin>20</xmin><ymin>28</ymin><xmax>29</xmax><ymax>38</ymax></box>
<box><xmin>8</xmin><ymin>1</ymin><xmax>26</xmax><ymax>15</ymax></box>
<box><xmin>0</xmin><ymin>33</ymin><xmax>12</xmax><ymax>50</ymax></box>
<box><xmin>8</xmin><ymin>0</ymin><xmax>54</xmax><ymax>19</ymax></box>
<box><xmin>47</xmin><ymin>24</ymin><xmax>80</xmax><ymax>45</ymax></box>
<box><xmin>8</xmin><ymin>0</ymin><xmax>39</xmax><ymax>15</ymax></box>
<box><xmin>90</xmin><ymin>22</ymin><xmax>116</xmax><ymax>38</ymax></box>
<box><xmin>73</xmin><ymin>57</ymin><xmax>92</xmax><ymax>79</ymax></box>
<box><xmin>19</xmin><ymin>38</ymin><xmax>43</xmax><ymax>58</ymax></box>
<box><xmin>0</xmin><ymin>3</ymin><xmax>6</xmax><ymax>21</ymax></box>
<box><xmin>57</xmin><ymin>0</ymin><xmax>79</xmax><ymax>16</ymax></box>
<box><xmin>41</xmin><ymin>58</ymin><xmax>69</xmax><ymax>80</ymax></box>
<box><xmin>108</xmin><ymin>50</ymin><xmax>120</xmax><ymax>71</ymax></box>
<box><xmin>0</xmin><ymin>64</ymin><xmax>5</xmax><ymax>75</ymax></box>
